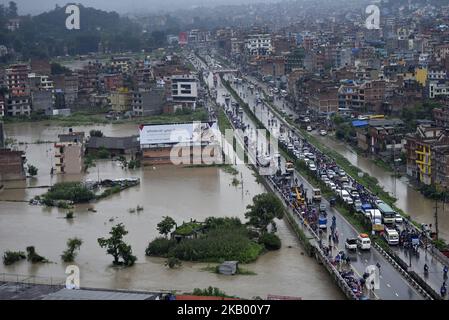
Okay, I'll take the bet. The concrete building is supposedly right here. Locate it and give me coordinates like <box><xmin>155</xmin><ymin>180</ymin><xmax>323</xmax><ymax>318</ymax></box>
<box><xmin>6</xmin><ymin>95</ymin><xmax>31</xmax><ymax>116</ymax></box>
<box><xmin>0</xmin><ymin>149</ymin><xmax>26</xmax><ymax>181</ymax></box>
<box><xmin>86</xmin><ymin>136</ymin><xmax>139</xmax><ymax>157</ymax></box>
<box><xmin>132</xmin><ymin>88</ymin><xmax>165</xmax><ymax>116</ymax></box>
<box><xmin>110</xmin><ymin>88</ymin><xmax>132</xmax><ymax>112</ymax></box>
<box><xmin>428</xmin><ymin>80</ymin><xmax>449</xmax><ymax>99</ymax></box>
<box><xmin>246</xmin><ymin>34</ymin><xmax>272</xmax><ymax>56</ymax></box>
<box><xmin>170</xmin><ymin>75</ymin><xmax>198</xmax><ymax>110</ymax></box>
<box><xmin>31</xmin><ymin>90</ymin><xmax>53</xmax><ymax>114</ymax></box>
<box><xmin>405</xmin><ymin>125</ymin><xmax>449</xmax><ymax>186</ymax></box>
<box><xmin>54</xmin><ymin>130</ymin><xmax>85</xmax><ymax>174</ymax></box>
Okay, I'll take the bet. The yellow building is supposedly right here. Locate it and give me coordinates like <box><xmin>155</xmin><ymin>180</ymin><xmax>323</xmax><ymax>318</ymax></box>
<box><xmin>110</xmin><ymin>88</ymin><xmax>131</xmax><ymax>112</ymax></box>
<box><xmin>415</xmin><ymin>68</ymin><xmax>428</xmax><ymax>87</ymax></box>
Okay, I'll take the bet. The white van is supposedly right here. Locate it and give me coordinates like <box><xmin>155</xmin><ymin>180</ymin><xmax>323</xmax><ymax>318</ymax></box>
<box><xmin>357</xmin><ymin>234</ymin><xmax>371</xmax><ymax>250</ymax></box>
<box><xmin>383</xmin><ymin>228</ymin><xmax>399</xmax><ymax>245</ymax></box>
<box><xmin>340</xmin><ymin>190</ymin><xmax>353</xmax><ymax>205</ymax></box>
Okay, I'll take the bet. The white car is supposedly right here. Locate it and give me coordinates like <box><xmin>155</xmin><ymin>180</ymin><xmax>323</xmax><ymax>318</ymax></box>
<box><xmin>306</xmin><ymin>126</ymin><xmax>312</xmax><ymax>132</ymax></box>
<box><xmin>345</xmin><ymin>238</ymin><xmax>358</xmax><ymax>251</ymax></box>
<box><xmin>308</xmin><ymin>163</ymin><xmax>317</xmax><ymax>171</ymax></box>
<box><xmin>328</xmin><ymin>182</ymin><xmax>336</xmax><ymax>191</ymax></box>
<box><xmin>395</xmin><ymin>214</ymin><xmax>403</xmax><ymax>224</ymax></box>
<box><xmin>320</xmin><ymin>130</ymin><xmax>327</xmax><ymax>136</ymax></box>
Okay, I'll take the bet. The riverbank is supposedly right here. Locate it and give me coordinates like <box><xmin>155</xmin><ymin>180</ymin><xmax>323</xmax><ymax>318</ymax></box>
<box><xmin>1</xmin><ymin>109</ymin><xmax>209</xmax><ymax>127</ymax></box>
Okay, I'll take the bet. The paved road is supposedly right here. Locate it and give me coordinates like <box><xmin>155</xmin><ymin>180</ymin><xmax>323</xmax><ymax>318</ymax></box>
<box><xmin>228</xmin><ymin>78</ymin><xmax>424</xmax><ymax>300</ymax></box>
<box><xmin>189</xmin><ymin>51</ymin><xmax>432</xmax><ymax>299</ymax></box>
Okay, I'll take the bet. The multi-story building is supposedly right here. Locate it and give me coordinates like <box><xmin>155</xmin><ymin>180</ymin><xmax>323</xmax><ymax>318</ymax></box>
<box><xmin>246</xmin><ymin>34</ymin><xmax>272</xmax><ymax>56</ymax></box>
<box><xmin>0</xmin><ymin>149</ymin><xmax>26</xmax><ymax>181</ymax></box>
<box><xmin>110</xmin><ymin>88</ymin><xmax>132</xmax><ymax>113</ymax></box>
<box><xmin>170</xmin><ymin>75</ymin><xmax>198</xmax><ymax>110</ymax></box>
<box><xmin>309</xmin><ymin>86</ymin><xmax>339</xmax><ymax>114</ymax></box>
<box><xmin>428</xmin><ymin>80</ymin><xmax>449</xmax><ymax>99</ymax></box>
<box><xmin>4</xmin><ymin>64</ymin><xmax>30</xmax><ymax>96</ymax></box>
<box><xmin>5</xmin><ymin>95</ymin><xmax>31</xmax><ymax>116</ymax></box>
<box><xmin>405</xmin><ymin>125</ymin><xmax>449</xmax><ymax>186</ymax></box>
<box><xmin>132</xmin><ymin>88</ymin><xmax>166</xmax><ymax>116</ymax></box>
<box><xmin>54</xmin><ymin>130</ymin><xmax>85</xmax><ymax>174</ymax></box>
<box><xmin>433</xmin><ymin>107</ymin><xmax>449</xmax><ymax>128</ymax></box>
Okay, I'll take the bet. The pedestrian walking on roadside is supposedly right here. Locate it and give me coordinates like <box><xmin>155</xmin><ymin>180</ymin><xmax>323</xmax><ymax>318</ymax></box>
<box><xmin>444</xmin><ymin>265</ymin><xmax>448</xmax><ymax>279</ymax></box>
<box><xmin>376</xmin><ymin>262</ymin><xmax>381</xmax><ymax>273</ymax></box>
<box><xmin>441</xmin><ymin>284</ymin><xmax>447</xmax><ymax>298</ymax></box>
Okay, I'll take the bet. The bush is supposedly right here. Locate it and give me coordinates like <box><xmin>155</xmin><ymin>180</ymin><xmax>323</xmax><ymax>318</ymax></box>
<box><xmin>259</xmin><ymin>233</ymin><xmax>281</xmax><ymax>250</ymax></box>
<box><xmin>3</xmin><ymin>251</ymin><xmax>26</xmax><ymax>265</ymax></box>
<box><xmin>43</xmin><ymin>182</ymin><xmax>95</xmax><ymax>203</ymax></box>
<box><xmin>165</xmin><ymin>257</ymin><xmax>182</xmax><ymax>269</ymax></box>
<box><xmin>26</xmin><ymin>246</ymin><xmax>48</xmax><ymax>263</ymax></box>
<box><xmin>145</xmin><ymin>238</ymin><xmax>177</xmax><ymax>256</ymax></box>
<box><xmin>27</xmin><ymin>164</ymin><xmax>38</xmax><ymax>176</ymax></box>
<box><xmin>169</xmin><ymin>226</ymin><xmax>264</xmax><ymax>263</ymax></box>
<box><xmin>97</xmin><ymin>147</ymin><xmax>110</xmax><ymax>159</ymax></box>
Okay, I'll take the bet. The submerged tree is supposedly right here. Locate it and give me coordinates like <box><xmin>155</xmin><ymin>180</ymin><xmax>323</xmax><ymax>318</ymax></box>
<box><xmin>156</xmin><ymin>216</ymin><xmax>176</xmax><ymax>238</ymax></box>
<box><xmin>26</xmin><ymin>246</ymin><xmax>48</xmax><ymax>263</ymax></box>
<box><xmin>61</xmin><ymin>238</ymin><xmax>83</xmax><ymax>262</ymax></box>
<box><xmin>245</xmin><ymin>193</ymin><xmax>284</xmax><ymax>232</ymax></box>
<box><xmin>2</xmin><ymin>250</ymin><xmax>26</xmax><ymax>265</ymax></box>
<box><xmin>97</xmin><ymin>223</ymin><xmax>137</xmax><ymax>266</ymax></box>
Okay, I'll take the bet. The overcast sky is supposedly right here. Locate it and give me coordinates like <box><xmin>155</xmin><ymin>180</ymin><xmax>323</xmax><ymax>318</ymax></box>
<box><xmin>2</xmin><ymin>0</ymin><xmax>282</xmax><ymax>15</ymax></box>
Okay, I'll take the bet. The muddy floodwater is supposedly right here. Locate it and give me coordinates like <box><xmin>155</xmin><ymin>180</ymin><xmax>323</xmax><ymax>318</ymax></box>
<box><xmin>0</xmin><ymin>122</ymin><xmax>343</xmax><ymax>300</ymax></box>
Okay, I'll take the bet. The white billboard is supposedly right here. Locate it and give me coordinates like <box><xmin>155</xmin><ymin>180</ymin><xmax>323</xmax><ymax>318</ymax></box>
<box><xmin>139</xmin><ymin>122</ymin><xmax>218</xmax><ymax>146</ymax></box>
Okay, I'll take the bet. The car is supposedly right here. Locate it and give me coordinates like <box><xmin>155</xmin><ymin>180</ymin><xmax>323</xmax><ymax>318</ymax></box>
<box><xmin>357</xmin><ymin>233</ymin><xmax>371</xmax><ymax>250</ymax></box>
<box><xmin>319</xmin><ymin>129</ymin><xmax>327</xmax><ymax>136</ymax></box>
<box><xmin>287</xmin><ymin>143</ymin><xmax>294</xmax><ymax>151</ymax></box>
<box><xmin>306</xmin><ymin>126</ymin><xmax>312</xmax><ymax>132</ymax></box>
<box><xmin>328</xmin><ymin>182</ymin><xmax>336</xmax><ymax>191</ymax></box>
<box><xmin>395</xmin><ymin>214</ymin><xmax>403</xmax><ymax>224</ymax></box>
<box><xmin>345</xmin><ymin>238</ymin><xmax>358</xmax><ymax>250</ymax></box>
<box><xmin>308</xmin><ymin>163</ymin><xmax>317</xmax><ymax>171</ymax></box>
<box><xmin>319</xmin><ymin>203</ymin><xmax>327</xmax><ymax>212</ymax></box>
<box><xmin>322</xmin><ymin>177</ymin><xmax>330</xmax><ymax>184</ymax></box>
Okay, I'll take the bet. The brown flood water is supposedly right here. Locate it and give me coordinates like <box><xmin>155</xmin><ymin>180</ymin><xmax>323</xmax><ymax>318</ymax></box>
<box><xmin>0</xmin><ymin>122</ymin><xmax>343</xmax><ymax>299</ymax></box>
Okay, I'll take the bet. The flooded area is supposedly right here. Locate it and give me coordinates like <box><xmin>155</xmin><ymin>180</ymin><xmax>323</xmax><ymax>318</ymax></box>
<box><xmin>314</xmin><ymin>135</ymin><xmax>449</xmax><ymax>241</ymax></box>
<box><xmin>0</xmin><ymin>122</ymin><xmax>343</xmax><ymax>299</ymax></box>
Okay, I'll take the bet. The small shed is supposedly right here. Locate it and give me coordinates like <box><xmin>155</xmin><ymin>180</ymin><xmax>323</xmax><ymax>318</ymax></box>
<box><xmin>218</xmin><ymin>261</ymin><xmax>239</xmax><ymax>275</ymax></box>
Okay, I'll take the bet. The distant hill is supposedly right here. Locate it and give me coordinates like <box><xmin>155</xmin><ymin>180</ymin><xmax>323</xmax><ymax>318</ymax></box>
<box><xmin>0</xmin><ymin>3</ymin><xmax>164</xmax><ymax>60</ymax></box>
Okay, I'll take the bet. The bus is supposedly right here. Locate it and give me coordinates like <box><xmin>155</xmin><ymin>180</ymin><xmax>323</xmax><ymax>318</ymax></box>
<box><xmin>376</xmin><ymin>201</ymin><xmax>396</xmax><ymax>225</ymax></box>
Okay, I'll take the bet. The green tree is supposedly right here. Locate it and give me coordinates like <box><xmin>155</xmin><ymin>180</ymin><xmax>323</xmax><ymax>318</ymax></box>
<box><xmin>61</xmin><ymin>238</ymin><xmax>83</xmax><ymax>262</ymax></box>
<box><xmin>26</xmin><ymin>246</ymin><xmax>48</xmax><ymax>263</ymax></box>
<box><xmin>98</xmin><ymin>223</ymin><xmax>137</xmax><ymax>266</ymax></box>
<box><xmin>8</xmin><ymin>1</ymin><xmax>17</xmax><ymax>17</ymax></box>
<box><xmin>245</xmin><ymin>193</ymin><xmax>284</xmax><ymax>232</ymax></box>
<box><xmin>89</xmin><ymin>130</ymin><xmax>104</xmax><ymax>137</ymax></box>
<box><xmin>157</xmin><ymin>216</ymin><xmax>176</xmax><ymax>237</ymax></box>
